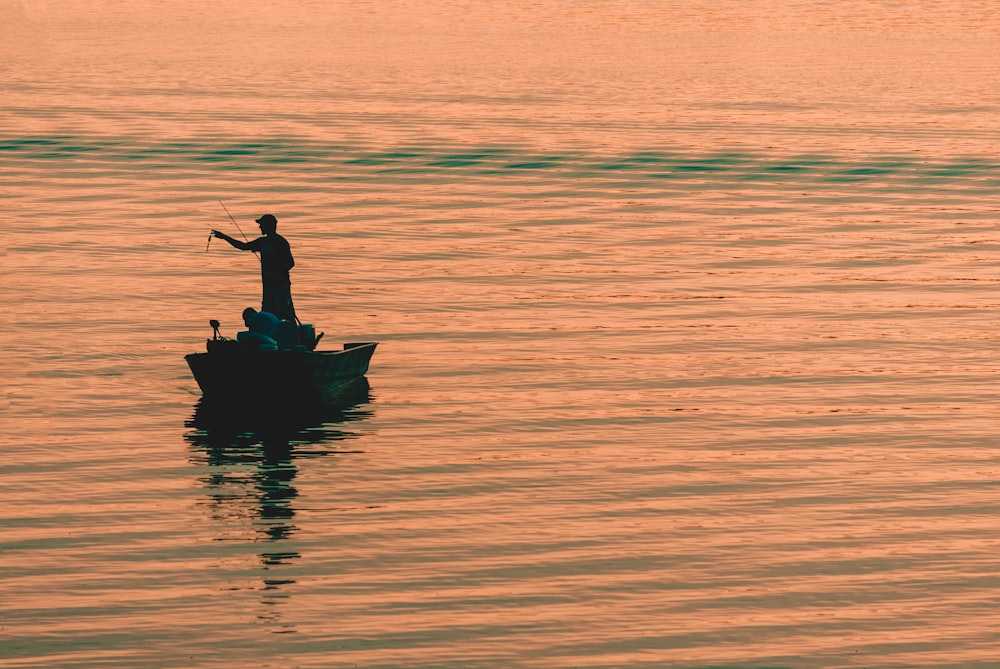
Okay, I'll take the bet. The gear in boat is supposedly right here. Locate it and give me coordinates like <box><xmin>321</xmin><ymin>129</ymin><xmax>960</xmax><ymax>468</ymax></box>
<box><xmin>211</xmin><ymin>307</ymin><xmax>324</xmax><ymax>353</ymax></box>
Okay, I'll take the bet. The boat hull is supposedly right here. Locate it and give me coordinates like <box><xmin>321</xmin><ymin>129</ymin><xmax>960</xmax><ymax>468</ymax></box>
<box><xmin>186</xmin><ymin>342</ymin><xmax>377</xmax><ymax>402</ymax></box>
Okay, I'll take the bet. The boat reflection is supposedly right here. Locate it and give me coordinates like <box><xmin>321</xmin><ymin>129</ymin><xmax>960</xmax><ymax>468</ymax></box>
<box><xmin>185</xmin><ymin>377</ymin><xmax>373</xmax><ymax>538</ymax></box>
<box><xmin>183</xmin><ymin>378</ymin><xmax>374</xmax><ymax>627</ymax></box>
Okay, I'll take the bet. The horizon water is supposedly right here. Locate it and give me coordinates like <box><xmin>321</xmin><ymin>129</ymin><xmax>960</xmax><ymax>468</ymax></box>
<box><xmin>4</xmin><ymin>2</ymin><xmax>1000</xmax><ymax>667</ymax></box>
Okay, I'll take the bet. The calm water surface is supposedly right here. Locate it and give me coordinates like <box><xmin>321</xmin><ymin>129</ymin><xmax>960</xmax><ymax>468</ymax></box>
<box><xmin>4</xmin><ymin>2</ymin><xmax>1000</xmax><ymax>667</ymax></box>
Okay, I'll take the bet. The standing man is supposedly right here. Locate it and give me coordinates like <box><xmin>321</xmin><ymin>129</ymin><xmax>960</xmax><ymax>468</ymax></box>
<box><xmin>212</xmin><ymin>214</ymin><xmax>297</xmax><ymax>322</ymax></box>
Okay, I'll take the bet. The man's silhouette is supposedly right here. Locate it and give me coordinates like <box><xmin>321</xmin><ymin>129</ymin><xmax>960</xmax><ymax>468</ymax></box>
<box><xmin>213</xmin><ymin>214</ymin><xmax>297</xmax><ymax>322</ymax></box>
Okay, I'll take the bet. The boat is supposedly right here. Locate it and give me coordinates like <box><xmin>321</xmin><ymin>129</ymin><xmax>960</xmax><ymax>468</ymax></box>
<box><xmin>185</xmin><ymin>320</ymin><xmax>377</xmax><ymax>403</ymax></box>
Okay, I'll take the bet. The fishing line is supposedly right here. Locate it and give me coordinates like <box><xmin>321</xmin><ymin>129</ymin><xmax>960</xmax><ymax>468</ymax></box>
<box><xmin>219</xmin><ymin>200</ymin><xmax>249</xmax><ymax>242</ymax></box>
<box><xmin>217</xmin><ymin>200</ymin><xmax>259</xmax><ymax>258</ymax></box>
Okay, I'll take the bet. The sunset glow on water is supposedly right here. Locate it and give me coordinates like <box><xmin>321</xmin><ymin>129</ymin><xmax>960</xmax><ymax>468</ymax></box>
<box><xmin>4</xmin><ymin>2</ymin><xmax>1000</xmax><ymax>667</ymax></box>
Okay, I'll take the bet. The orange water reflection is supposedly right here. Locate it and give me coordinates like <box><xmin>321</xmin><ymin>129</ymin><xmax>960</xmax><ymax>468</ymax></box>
<box><xmin>5</xmin><ymin>0</ymin><xmax>1000</xmax><ymax>667</ymax></box>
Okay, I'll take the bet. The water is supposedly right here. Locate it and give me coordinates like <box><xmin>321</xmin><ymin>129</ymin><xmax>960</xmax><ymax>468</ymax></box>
<box><xmin>4</xmin><ymin>2</ymin><xmax>1000</xmax><ymax>667</ymax></box>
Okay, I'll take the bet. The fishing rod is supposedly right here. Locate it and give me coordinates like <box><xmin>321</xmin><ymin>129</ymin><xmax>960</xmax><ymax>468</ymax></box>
<box><xmin>219</xmin><ymin>200</ymin><xmax>250</xmax><ymax>242</ymax></box>
<box><xmin>217</xmin><ymin>200</ymin><xmax>259</xmax><ymax>257</ymax></box>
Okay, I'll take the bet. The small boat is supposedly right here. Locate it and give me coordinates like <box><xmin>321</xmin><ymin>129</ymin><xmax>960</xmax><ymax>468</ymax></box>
<box><xmin>185</xmin><ymin>320</ymin><xmax>377</xmax><ymax>403</ymax></box>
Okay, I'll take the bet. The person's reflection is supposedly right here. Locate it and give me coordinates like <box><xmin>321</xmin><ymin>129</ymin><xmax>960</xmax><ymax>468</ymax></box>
<box><xmin>257</xmin><ymin>439</ymin><xmax>298</xmax><ymax>541</ymax></box>
<box><xmin>184</xmin><ymin>379</ymin><xmax>372</xmax><ymax>624</ymax></box>
<box><xmin>191</xmin><ymin>417</ymin><xmax>306</xmax><ymax>545</ymax></box>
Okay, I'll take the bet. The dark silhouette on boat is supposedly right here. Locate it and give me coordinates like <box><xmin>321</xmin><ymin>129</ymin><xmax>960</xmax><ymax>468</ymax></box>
<box><xmin>185</xmin><ymin>319</ymin><xmax>377</xmax><ymax>403</ymax></box>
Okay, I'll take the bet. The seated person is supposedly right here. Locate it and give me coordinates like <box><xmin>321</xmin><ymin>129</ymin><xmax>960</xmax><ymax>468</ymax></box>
<box><xmin>243</xmin><ymin>307</ymin><xmax>279</xmax><ymax>336</ymax></box>
<box><xmin>237</xmin><ymin>307</ymin><xmax>280</xmax><ymax>349</ymax></box>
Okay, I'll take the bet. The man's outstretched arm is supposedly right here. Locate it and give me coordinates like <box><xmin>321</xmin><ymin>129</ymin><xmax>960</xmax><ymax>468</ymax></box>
<box><xmin>212</xmin><ymin>230</ymin><xmax>251</xmax><ymax>250</ymax></box>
